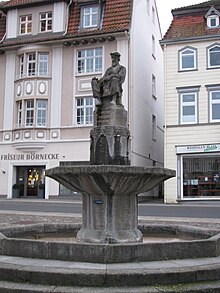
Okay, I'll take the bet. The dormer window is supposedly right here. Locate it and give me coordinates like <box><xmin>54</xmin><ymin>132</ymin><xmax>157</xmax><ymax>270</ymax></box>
<box><xmin>207</xmin><ymin>15</ymin><xmax>219</xmax><ymax>28</ymax></box>
<box><xmin>20</xmin><ymin>15</ymin><xmax>32</xmax><ymax>35</ymax></box>
<box><xmin>205</xmin><ymin>7</ymin><xmax>220</xmax><ymax>28</ymax></box>
<box><xmin>82</xmin><ymin>5</ymin><xmax>99</xmax><ymax>28</ymax></box>
<box><xmin>40</xmin><ymin>12</ymin><xmax>52</xmax><ymax>32</ymax></box>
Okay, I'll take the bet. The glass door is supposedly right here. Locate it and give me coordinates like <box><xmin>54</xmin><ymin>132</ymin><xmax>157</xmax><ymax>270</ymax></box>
<box><xmin>16</xmin><ymin>166</ymin><xmax>45</xmax><ymax>198</ymax></box>
<box><xmin>27</xmin><ymin>168</ymin><xmax>38</xmax><ymax>196</ymax></box>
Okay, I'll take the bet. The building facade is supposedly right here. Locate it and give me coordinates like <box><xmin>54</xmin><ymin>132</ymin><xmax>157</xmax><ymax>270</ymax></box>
<box><xmin>0</xmin><ymin>0</ymin><xmax>164</xmax><ymax>199</ymax></box>
<box><xmin>161</xmin><ymin>0</ymin><xmax>220</xmax><ymax>203</ymax></box>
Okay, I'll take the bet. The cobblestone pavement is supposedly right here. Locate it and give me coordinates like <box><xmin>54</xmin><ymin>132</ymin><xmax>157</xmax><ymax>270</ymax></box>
<box><xmin>0</xmin><ymin>210</ymin><xmax>220</xmax><ymax>231</ymax></box>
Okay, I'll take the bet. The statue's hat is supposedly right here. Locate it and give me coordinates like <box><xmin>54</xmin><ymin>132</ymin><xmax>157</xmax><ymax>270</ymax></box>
<box><xmin>110</xmin><ymin>52</ymin><xmax>121</xmax><ymax>59</ymax></box>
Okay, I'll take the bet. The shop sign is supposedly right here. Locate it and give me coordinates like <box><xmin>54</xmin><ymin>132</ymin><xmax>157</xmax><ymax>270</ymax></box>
<box><xmin>0</xmin><ymin>153</ymin><xmax>59</xmax><ymax>161</ymax></box>
<box><xmin>176</xmin><ymin>144</ymin><xmax>220</xmax><ymax>154</ymax></box>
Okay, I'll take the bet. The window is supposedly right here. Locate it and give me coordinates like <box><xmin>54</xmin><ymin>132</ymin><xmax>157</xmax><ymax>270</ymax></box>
<box><xmin>37</xmin><ymin>100</ymin><xmax>47</xmax><ymax>126</ymax></box>
<box><xmin>20</xmin><ymin>15</ymin><xmax>32</xmax><ymax>35</ymax></box>
<box><xmin>152</xmin><ymin>74</ymin><xmax>156</xmax><ymax>98</ymax></box>
<box><xmin>209</xmin><ymin>90</ymin><xmax>220</xmax><ymax>122</ymax></box>
<box><xmin>17</xmin><ymin>101</ymin><xmax>22</xmax><ymax>127</ymax></box>
<box><xmin>179</xmin><ymin>47</ymin><xmax>197</xmax><ymax>71</ymax></box>
<box><xmin>38</xmin><ymin>53</ymin><xmax>49</xmax><ymax>76</ymax></box>
<box><xmin>40</xmin><ymin>12</ymin><xmax>52</xmax><ymax>32</ymax></box>
<box><xmin>19</xmin><ymin>55</ymin><xmax>24</xmax><ymax>78</ymax></box>
<box><xmin>207</xmin><ymin>15</ymin><xmax>219</xmax><ymax>28</ymax></box>
<box><xmin>76</xmin><ymin>97</ymin><xmax>94</xmax><ymax>125</ymax></box>
<box><xmin>208</xmin><ymin>45</ymin><xmax>220</xmax><ymax>68</ymax></box>
<box><xmin>82</xmin><ymin>5</ymin><xmax>99</xmax><ymax>28</ymax></box>
<box><xmin>152</xmin><ymin>35</ymin><xmax>155</xmax><ymax>57</ymax></box>
<box><xmin>152</xmin><ymin>6</ymin><xmax>155</xmax><ymax>24</ymax></box>
<box><xmin>17</xmin><ymin>99</ymin><xmax>48</xmax><ymax>128</ymax></box>
<box><xmin>25</xmin><ymin>100</ymin><xmax>34</xmax><ymax>127</ymax></box>
<box><xmin>27</xmin><ymin>53</ymin><xmax>36</xmax><ymax>76</ymax></box>
<box><xmin>183</xmin><ymin>155</ymin><xmax>220</xmax><ymax>198</ymax></box>
<box><xmin>18</xmin><ymin>52</ymin><xmax>49</xmax><ymax>78</ymax></box>
<box><xmin>146</xmin><ymin>0</ymin><xmax>150</xmax><ymax>14</ymax></box>
<box><xmin>152</xmin><ymin>114</ymin><xmax>156</xmax><ymax>141</ymax></box>
<box><xmin>77</xmin><ymin>47</ymin><xmax>102</xmax><ymax>74</ymax></box>
<box><xmin>180</xmin><ymin>92</ymin><xmax>198</xmax><ymax>124</ymax></box>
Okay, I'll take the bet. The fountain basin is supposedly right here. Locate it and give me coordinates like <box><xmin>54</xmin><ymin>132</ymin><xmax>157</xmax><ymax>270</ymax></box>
<box><xmin>46</xmin><ymin>165</ymin><xmax>175</xmax><ymax>196</ymax></box>
<box><xmin>0</xmin><ymin>223</ymin><xmax>219</xmax><ymax>264</ymax></box>
<box><xmin>46</xmin><ymin>165</ymin><xmax>175</xmax><ymax>244</ymax></box>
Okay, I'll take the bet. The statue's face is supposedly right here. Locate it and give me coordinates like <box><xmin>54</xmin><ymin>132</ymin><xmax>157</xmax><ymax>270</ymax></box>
<box><xmin>111</xmin><ymin>56</ymin><xmax>119</xmax><ymax>67</ymax></box>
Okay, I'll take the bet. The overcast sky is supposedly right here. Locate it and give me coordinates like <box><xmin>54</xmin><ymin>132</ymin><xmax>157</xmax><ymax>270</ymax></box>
<box><xmin>0</xmin><ymin>0</ymin><xmax>209</xmax><ymax>35</ymax></box>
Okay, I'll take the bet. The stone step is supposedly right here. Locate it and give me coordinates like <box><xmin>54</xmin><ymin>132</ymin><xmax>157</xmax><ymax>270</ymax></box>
<box><xmin>0</xmin><ymin>256</ymin><xmax>220</xmax><ymax>288</ymax></box>
<box><xmin>0</xmin><ymin>280</ymin><xmax>220</xmax><ymax>293</ymax></box>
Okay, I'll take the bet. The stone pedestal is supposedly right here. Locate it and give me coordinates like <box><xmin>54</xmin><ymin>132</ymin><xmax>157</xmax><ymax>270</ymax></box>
<box><xmin>77</xmin><ymin>193</ymin><xmax>142</xmax><ymax>244</ymax></box>
<box><xmin>90</xmin><ymin>98</ymin><xmax>130</xmax><ymax>165</ymax></box>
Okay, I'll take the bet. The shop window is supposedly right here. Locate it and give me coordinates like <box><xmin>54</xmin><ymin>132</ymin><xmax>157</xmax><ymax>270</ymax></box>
<box><xmin>179</xmin><ymin>47</ymin><xmax>197</xmax><ymax>71</ymax></box>
<box><xmin>75</xmin><ymin>97</ymin><xmax>95</xmax><ymax>126</ymax></box>
<box><xmin>179</xmin><ymin>91</ymin><xmax>198</xmax><ymax>124</ymax></box>
<box><xmin>77</xmin><ymin>47</ymin><xmax>102</xmax><ymax>74</ymax></box>
<box><xmin>183</xmin><ymin>155</ymin><xmax>220</xmax><ymax>198</ymax></box>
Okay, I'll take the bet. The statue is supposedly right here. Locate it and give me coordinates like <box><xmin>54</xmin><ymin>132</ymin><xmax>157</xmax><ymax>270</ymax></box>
<box><xmin>91</xmin><ymin>52</ymin><xmax>126</xmax><ymax>106</ymax></box>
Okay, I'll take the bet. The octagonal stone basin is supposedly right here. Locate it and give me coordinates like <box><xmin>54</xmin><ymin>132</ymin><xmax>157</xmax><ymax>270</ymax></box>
<box><xmin>0</xmin><ymin>223</ymin><xmax>219</xmax><ymax>264</ymax></box>
<box><xmin>46</xmin><ymin>165</ymin><xmax>175</xmax><ymax>196</ymax></box>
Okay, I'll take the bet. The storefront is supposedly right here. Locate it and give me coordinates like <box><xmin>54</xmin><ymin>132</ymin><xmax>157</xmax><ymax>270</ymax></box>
<box><xmin>0</xmin><ymin>141</ymin><xmax>90</xmax><ymax>199</ymax></box>
<box><xmin>177</xmin><ymin>144</ymin><xmax>220</xmax><ymax>200</ymax></box>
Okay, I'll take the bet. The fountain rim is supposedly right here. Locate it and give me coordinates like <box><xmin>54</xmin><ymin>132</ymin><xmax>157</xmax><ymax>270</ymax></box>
<box><xmin>46</xmin><ymin>165</ymin><xmax>176</xmax><ymax>177</ymax></box>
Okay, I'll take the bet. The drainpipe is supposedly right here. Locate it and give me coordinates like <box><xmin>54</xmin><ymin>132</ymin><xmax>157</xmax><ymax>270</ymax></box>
<box><xmin>163</xmin><ymin>43</ymin><xmax>168</xmax><ymax>203</ymax></box>
<box><xmin>0</xmin><ymin>32</ymin><xmax>6</xmax><ymax>44</ymax></box>
<box><xmin>63</xmin><ymin>0</ymin><xmax>73</xmax><ymax>35</ymax></box>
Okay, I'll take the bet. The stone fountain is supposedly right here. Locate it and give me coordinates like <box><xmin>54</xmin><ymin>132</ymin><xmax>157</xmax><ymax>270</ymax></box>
<box><xmin>0</xmin><ymin>53</ymin><xmax>220</xmax><ymax>291</ymax></box>
<box><xmin>46</xmin><ymin>52</ymin><xmax>175</xmax><ymax>245</ymax></box>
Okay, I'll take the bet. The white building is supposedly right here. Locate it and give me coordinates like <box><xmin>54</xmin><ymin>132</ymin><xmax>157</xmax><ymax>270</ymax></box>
<box><xmin>0</xmin><ymin>0</ymin><xmax>164</xmax><ymax>199</ymax></box>
<box><xmin>161</xmin><ymin>0</ymin><xmax>220</xmax><ymax>203</ymax></box>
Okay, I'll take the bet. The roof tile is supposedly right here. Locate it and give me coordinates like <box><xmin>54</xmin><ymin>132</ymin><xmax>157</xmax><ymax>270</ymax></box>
<box><xmin>163</xmin><ymin>1</ymin><xmax>220</xmax><ymax>41</ymax></box>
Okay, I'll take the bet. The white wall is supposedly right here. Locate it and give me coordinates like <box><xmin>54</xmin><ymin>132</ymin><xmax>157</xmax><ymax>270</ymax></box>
<box><xmin>129</xmin><ymin>0</ymin><xmax>164</xmax><ymax>167</ymax></box>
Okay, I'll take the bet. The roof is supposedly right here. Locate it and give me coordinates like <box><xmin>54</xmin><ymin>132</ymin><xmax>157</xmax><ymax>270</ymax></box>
<box><xmin>0</xmin><ymin>0</ymin><xmax>132</xmax><ymax>48</ymax></box>
<box><xmin>172</xmin><ymin>0</ymin><xmax>220</xmax><ymax>13</ymax></box>
<box><xmin>162</xmin><ymin>0</ymin><xmax>220</xmax><ymax>43</ymax></box>
<box><xmin>67</xmin><ymin>0</ymin><xmax>132</xmax><ymax>35</ymax></box>
<box><xmin>1</xmin><ymin>0</ymin><xmax>67</xmax><ymax>11</ymax></box>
